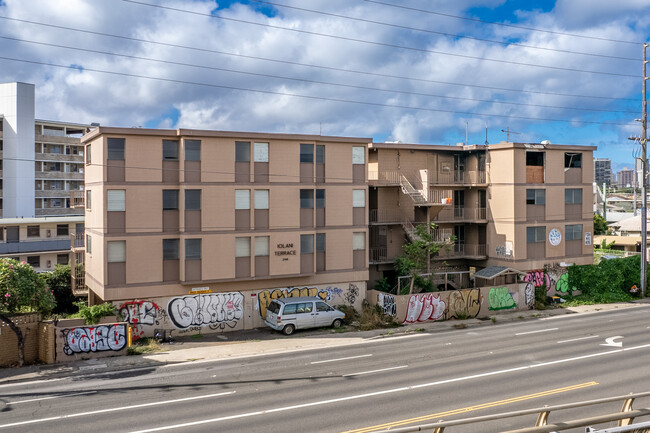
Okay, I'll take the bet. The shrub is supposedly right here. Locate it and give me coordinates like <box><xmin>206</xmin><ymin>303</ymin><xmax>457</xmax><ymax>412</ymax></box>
<box><xmin>73</xmin><ymin>301</ymin><xmax>116</xmax><ymax>324</ymax></box>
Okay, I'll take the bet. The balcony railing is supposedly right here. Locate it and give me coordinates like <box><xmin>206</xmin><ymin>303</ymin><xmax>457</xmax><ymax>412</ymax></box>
<box><xmin>71</xmin><ymin>232</ymin><xmax>84</xmax><ymax>249</ymax></box>
<box><xmin>369</xmin><ymin>247</ymin><xmax>397</xmax><ymax>263</ymax></box>
<box><xmin>434</xmin><ymin>207</ymin><xmax>488</xmax><ymax>222</ymax></box>
<box><xmin>35</xmin><ymin>171</ymin><xmax>84</xmax><ymax>180</ymax></box>
<box><xmin>435</xmin><ymin>170</ymin><xmax>486</xmax><ymax>185</ymax></box>
<box><xmin>0</xmin><ymin>239</ymin><xmax>71</xmax><ymax>254</ymax></box>
<box><xmin>435</xmin><ymin>243</ymin><xmax>486</xmax><ymax>259</ymax></box>
<box><xmin>70</xmin><ymin>190</ymin><xmax>84</xmax><ymax>208</ymax></box>
<box><xmin>370</xmin><ymin>209</ymin><xmax>410</xmax><ymax>224</ymax></box>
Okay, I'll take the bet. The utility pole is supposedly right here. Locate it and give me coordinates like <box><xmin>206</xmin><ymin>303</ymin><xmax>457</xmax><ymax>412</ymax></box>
<box><xmin>630</xmin><ymin>43</ymin><xmax>648</xmax><ymax>298</ymax></box>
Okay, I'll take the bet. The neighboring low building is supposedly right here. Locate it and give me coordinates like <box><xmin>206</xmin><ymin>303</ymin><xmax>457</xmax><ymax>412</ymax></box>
<box><xmin>81</xmin><ymin>127</ymin><xmax>370</xmax><ymax>335</ymax></box>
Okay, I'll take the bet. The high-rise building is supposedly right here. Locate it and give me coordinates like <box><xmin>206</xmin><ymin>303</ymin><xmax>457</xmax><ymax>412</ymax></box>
<box><xmin>594</xmin><ymin>158</ymin><xmax>612</xmax><ymax>187</ymax></box>
<box><xmin>0</xmin><ymin>82</ymin><xmax>92</xmax><ymax>272</ymax></box>
<box><xmin>618</xmin><ymin>167</ymin><xmax>634</xmax><ymax>188</ymax></box>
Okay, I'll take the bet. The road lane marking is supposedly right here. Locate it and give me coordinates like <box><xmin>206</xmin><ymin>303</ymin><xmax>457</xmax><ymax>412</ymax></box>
<box><xmin>515</xmin><ymin>327</ymin><xmax>558</xmax><ymax>336</ymax></box>
<box><xmin>7</xmin><ymin>391</ymin><xmax>97</xmax><ymax>405</ymax></box>
<box><xmin>311</xmin><ymin>354</ymin><xmax>373</xmax><ymax>364</ymax></box>
<box><xmin>343</xmin><ymin>381</ymin><xmax>599</xmax><ymax>433</ymax></box>
<box><xmin>557</xmin><ymin>335</ymin><xmax>599</xmax><ymax>344</ymax></box>
<box><xmin>0</xmin><ymin>391</ymin><xmax>235</xmax><ymax>430</ymax></box>
<box><xmin>343</xmin><ymin>365</ymin><xmax>408</xmax><ymax>377</ymax></box>
<box><xmin>601</xmin><ymin>336</ymin><xmax>624</xmax><ymax>347</ymax></box>
<box><xmin>0</xmin><ymin>378</ymin><xmax>64</xmax><ymax>389</ymax></box>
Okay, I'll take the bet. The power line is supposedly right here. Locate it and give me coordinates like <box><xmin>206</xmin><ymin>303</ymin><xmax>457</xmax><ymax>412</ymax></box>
<box><xmin>363</xmin><ymin>0</ymin><xmax>642</xmax><ymax>45</ymax></box>
<box><xmin>0</xmin><ymin>55</ymin><xmax>638</xmax><ymax>127</ymax></box>
<box><xmin>249</xmin><ymin>0</ymin><xmax>638</xmax><ymax>61</ymax></box>
<box><xmin>120</xmin><ymin>0</ymin><xmax>639</xmax><ymax>78</ymax></box>
<box><xmin>1</xmin><ymin>34</ymin><xmax>638</xmax><ymax>116</ymax></box>
<box><xmin>0</xmin><ymin>15</ymin><xmax>636</xmax><ymax>102</ymax></box>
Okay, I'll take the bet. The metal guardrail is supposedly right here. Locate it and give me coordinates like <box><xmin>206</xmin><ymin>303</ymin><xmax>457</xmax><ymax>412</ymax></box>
<box><xmin>373</xmin><ymin>391</ymin><xmax>650</xmax><ymax>433</ymax></box>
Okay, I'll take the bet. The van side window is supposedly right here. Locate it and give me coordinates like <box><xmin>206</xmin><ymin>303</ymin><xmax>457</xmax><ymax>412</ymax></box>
<box><xmin>316</xmin><ymin>301</ymin><xmax>331</xmax><ymax>312</ymax></box>
<box><xmin>303</xmin><ymin>303</ymin><xmax>313</xmax><ymax>313</ymax></box>
<box><xmin>296</xmin><ymin>303</ymin><xmax>305</xmax><ymax>314</ymax></box>
<box><xmin>283</xmin><ymin>304</ymin><xmax>297</xmax><ymax>315</ymax></box>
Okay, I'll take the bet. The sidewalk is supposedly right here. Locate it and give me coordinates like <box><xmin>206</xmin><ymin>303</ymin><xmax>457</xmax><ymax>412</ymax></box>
<box><xmin>2</xmin><ymin>300</ymin><xmax>648</xmax><ymax>386</ymax></box>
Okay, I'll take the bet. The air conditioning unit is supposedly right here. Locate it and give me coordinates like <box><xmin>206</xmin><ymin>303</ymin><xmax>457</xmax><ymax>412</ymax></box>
<box><xmin>46</xmin><ymin>230</ymin><xmax>51</xmax><ymax>237</ymax></box>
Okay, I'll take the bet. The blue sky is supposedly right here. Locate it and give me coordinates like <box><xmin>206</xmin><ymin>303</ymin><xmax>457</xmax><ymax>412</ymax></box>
<box><xmin>0</xmin><ymin>0</ymin><xmax>648</xmax><ymax>172</ymax></box>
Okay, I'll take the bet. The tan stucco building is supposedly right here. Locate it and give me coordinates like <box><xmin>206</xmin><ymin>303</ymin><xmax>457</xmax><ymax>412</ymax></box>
<box><xmin>81</xmin><ymin>127</ymin><xmax>369</xmax><ymax>336</ymax></box>
<box><xmin>368</xmin><ymin>141</ymin><xmax>595</xmax><ymax>289</ymax></box>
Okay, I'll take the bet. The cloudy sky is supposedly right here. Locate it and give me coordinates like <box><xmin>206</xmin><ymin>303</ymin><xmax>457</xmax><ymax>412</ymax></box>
<box><xmin>0</xmin><ymin>0</ymin><xmax>648</xmax><ymax>169</ymax></box>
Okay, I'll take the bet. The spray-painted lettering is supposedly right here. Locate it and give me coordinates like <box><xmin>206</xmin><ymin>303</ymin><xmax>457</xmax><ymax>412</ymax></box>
<box><xmin>257</xmin><ymin>287</ymin><xmax>327</xmax><ymax>318</ymax></box>
<box><xmin>378</xmin><ymin>293</ymin><xmax>397</xmax><ymax>316</ymax></box>
<box><xmin>61</xmin><ymin>324</ymin><xmax>127</xmax><ymax>355</ymax></box>
<box><xmin>404</xmin><ymin>293</ymin><xmax>446</xmax><ymax>324</ymax></box>
<box><xmin>168</xmin><ymin>292</ymin><xmax>243</xmax><ymax>330</ymax></box>
<box><xmin>488</xmin><ymin>287</ymin><xmax>516</xmax><ymax>311</ymax></box>
<box><xmin>118</xmin><ymin>300</ymin><xmax>160</xmax><ymax>340</ymax></box>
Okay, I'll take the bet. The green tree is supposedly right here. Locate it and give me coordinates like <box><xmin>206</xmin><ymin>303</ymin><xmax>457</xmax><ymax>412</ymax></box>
<box><xmin>394</xmin><ymin>222</ymin><xmax>454</xmax><ymax>294</ymax></box>
<box><xmin>0</xmin><ymin>258</ymin><xmax>55</xmax><ymax>366</ymax></box>
<box><xmin>593</xmin><ymin>213</ymin><xmax>608</xmax><ymax>235</ymax></box>
<box><xmin>42</xmin><ymin>265</ymin><xmax>81</xmax><ymax>314</ymax></box>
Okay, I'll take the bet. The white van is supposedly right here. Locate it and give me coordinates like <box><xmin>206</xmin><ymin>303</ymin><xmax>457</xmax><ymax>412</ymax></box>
<box><xmin>264</xmin><ymin>296</ymin><xmax>345</xmax><ymax>335</ymax></box>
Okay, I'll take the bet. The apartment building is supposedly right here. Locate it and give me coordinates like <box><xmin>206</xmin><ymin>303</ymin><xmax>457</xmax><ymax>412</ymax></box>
<box><xmin>368</xmin><ymin>141</ymin><xmax>595</xmax><ymax>288</ymax></box>
<box><xmin>594</xmin><ymin>158</ymin><xmax>612</xmax><ymax>187</ymax></box>
<box><xmin>81</xmin><ymin>127</ymin><xmax>369</xmax><ymax>335</ymax></box>
<box><xmin>617</xmin><ymin>167</ymin><xmax>634</xmax><ymax>188</ymax></box>
<box><xmin>0</xmin><ymin>82</ymin><xmax>90</xmax><ymax>272</ymax></box>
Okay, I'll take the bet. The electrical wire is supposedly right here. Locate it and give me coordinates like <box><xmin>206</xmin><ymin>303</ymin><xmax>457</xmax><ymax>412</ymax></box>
<box><xmin>0</xmin><ymin>56</ymin><xmax>638</xmax><ymax>127</ymax></box>
<box><xmin>0</xmin><ymin>15</ymin><xmax>636</xmax><ymax>102</ymax></box>
<box><xmin>120</xmin><ymin>0</ymin><xmax>639</xmax><ymax>78</ymax></box>
<box><xmin>1</xmin><ymin>34</ymin><xmax>639</xmax><ymax>116</ymax></box>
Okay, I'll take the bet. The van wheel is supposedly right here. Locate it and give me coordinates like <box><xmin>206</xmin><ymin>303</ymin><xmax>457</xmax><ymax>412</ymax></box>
<box><xmin>282</xmin><ymin>324</ymin><xmax>295</xmax><ymax>335</ymax></box>
<box><xmin>332</xmin><ymin>319</ymin><xmax>343</xmax><ymax>329</ymax></box>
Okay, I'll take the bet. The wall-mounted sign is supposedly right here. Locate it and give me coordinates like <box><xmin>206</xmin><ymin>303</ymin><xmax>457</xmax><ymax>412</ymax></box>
<box><xmin>274</xmin><ymin>243</ymin><xmax>296</xmax><ymax>257</ymax></box>
<box><xmin>189</xmin><ymin>287</ymin><xmax>212</xmax><ymax>294</ymax></box>
<box><xmin>584</xmin><ymin>231</ymin><xmax>592</xmax><ymax>246</ymax></box>
<box><xmin>549</xmin><ymin>228</ymin><xmax>562</xmax><ymax>246</ymax></box>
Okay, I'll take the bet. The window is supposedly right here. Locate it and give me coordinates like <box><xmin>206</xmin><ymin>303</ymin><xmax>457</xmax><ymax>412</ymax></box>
<box><xmin>300</xmin><ymin>189</ymin><xmax>314</xmax><ymax>208</ymax></box>
<box><xmin>526</xmin><ymin>226</ymin><xmax>545</xmax><ymax>243</ymax></box>
<box><xmin>566</xmin><ymin>224</ymin><xmax>583</xmax><ymax>241</ymax></box>
<box><xmin>86</xmin><ymin>190</ymin><xmax>92</xmax><ymax>210</ymax></box>
<box><xmin>49</xmin><ymin>162</ymin><xmax>61</xmax><ymax>172</ymax></box>
<box><xmin>27</xmin><ymin>256</ymin><xmax>40</xmax><ymax>267</ymax></box>
<box><xmin>317</xmin><ymin>301</ymin><xmax>332</xmax><ymax>312</ymax></box>
<box><xmin>185</xmin><ymin>140</ymin><xmax>201</xmax><ymax>161</ymax></box>
<box><xmin>107</xmin><ymin>138</ymin><xmax>125</xmax><ymax>160</ymax></box>
<box><xmin>185</xmin><ymin>239</ymin><xmax>201</xmax><ymax>259</ymax></box>
<box><xmin>235</xmin><ymin>190</ymin><xmax>251</xmax><ymax>209</ymax></box>
<box><xmin>353</xmin><ymin>190</ymin><xmax>366</xmax><ymax>207</ymax></box>
<box><xmin>236</xmin><ymin>237</ymin><xmax>251</xmax><ymax>257</ymax></box>
<box><xmin>352</xmin><ymin>146</ymin><xmax>365</xmax><ymax>164</ymax></box>
<box><xmin>316</xmin><ymin>145</ymin><xmax>325</xmax><ymax>164</ymax></box>
<box><xmin>300</xmin><ymin>144</ymin><xmax>313</xmax><ymax>163</ymax></box>
<box><xmin>301</xmin><ymin>234</ymin><xmax>314</xmax><ymax>254</ymax></box>
<box><xmin>57</xmin><ymin>254</ymin><xmax>69</xmax><ymax>265</ymax></box>
<box><xmin>185</xmin><ymin>190</ymin><xmax>201</xmax><ymax>210</ymax></box>
<box><xmin>565</xmin><ymin>153</ymin><xmax>582</xmax><ymax>168</ymax></box>
<box><xmin>86</xmin><ymin>144</ymin><xmax>91</xmax><ymax>165</ymax></box>
<box><xmin>526</xmin><ymin>152</ymin><xmax>544</xmax><ymax>166</ymax></box>
<box><xmin>107</xmin><ymin>190</ymin><xmax>125</xmax><ymax>211</ymax></box>
<box><xmin>27</xmin><ymin>226</ymin><xmax>40</xmax><ymax>237</ymax></box>
<box><xmin>316</xmin><ymin>189</ymin><xmax>325</xmax><ymax>208</ymax></box>
<box><xmin>163</xmin><ymin>190</ymin><xmax>179</xmax><ymax>210</ymax></box>
<box><xmin>86</xmin><ymin>235</ymin><xmax>92</xmax><ymax>254</ymax></box>
<box><xmin>526</xmin><ymin>189</ymin><xmax>545</xmax><ymax>205</ymax></box>
<box><xmin>235</xmin><ymin>141</ymin><xmax>250</xmax><ymax>162</ymax></box>
<box><xmin>565</xmin><ymin>188</ymin><xmax>583</xmax><ymax>204</ymax></box>
<box><xmin>254</xmin><ymin>190</ymin><xmax>269</xmax><ymax>209</ymax></box>
<box><xmin>316</xmin><ymin>233</ymin><xmax>326</xmax><ymax>252</ymax></box>
<box><xmin>57</xmin><ymin>224</ymin><xmax>69</xmax><ymax>236</ymax></box>
<box><xmin>107</xmin><ymin>241</ymin><xmax>126</xmax><ymax>263</ymax></box>
<box><xmin>254</xmin><ymin>236</ymin><xmax>269</xmax><ymax>256</ymax></box>
<box><xmin>353</xmin><ymin>232</ymin><xmax>366</xmax><ymax>250</ymax></box>
<box><xmin>254</xmin><ymin>142</ymin><xmax>269</xmax><ymax>162</ymax></box>
<box><xmin>163</xmin><ymin>239</ymin><xmax>179</xmax><ymax>260</ymax></box>
<box><xmin>163</xmin><ymin>140</ymin><xmax>179</xmax><ymax>160</ymax></box>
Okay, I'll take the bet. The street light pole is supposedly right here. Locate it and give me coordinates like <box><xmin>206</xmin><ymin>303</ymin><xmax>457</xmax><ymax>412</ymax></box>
<box><xmin>643</xmin><ymin>43</ymin><xmax>648</xmax><ymax>298</ymax></box>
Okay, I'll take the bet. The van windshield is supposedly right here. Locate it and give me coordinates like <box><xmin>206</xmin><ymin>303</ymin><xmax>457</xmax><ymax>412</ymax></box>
<box><xmin>267</xmin><ymin>301</ymin><xmax>281</xmax><ymax>314</ymax></box>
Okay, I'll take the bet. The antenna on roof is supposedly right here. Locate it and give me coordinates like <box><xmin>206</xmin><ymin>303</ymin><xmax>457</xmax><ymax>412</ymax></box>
<box><xmin>485</xmin><ymin>123</ymin><xmax>489</xmax><ymax>145</ymax></box>
<box><xmin>500</xmin><ymin>127</ymin><xmax>521</xmax><ymax>143</ymax></box>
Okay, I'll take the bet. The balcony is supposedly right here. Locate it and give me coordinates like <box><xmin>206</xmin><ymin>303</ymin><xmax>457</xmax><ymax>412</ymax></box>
<box><xmin>433</xmin><ymin>207</ymin><xmax>488</xmax><ymax>223</ymax></box>
<box><xmin>369</xmin><ymin>247</ymin><xmax>397</xmax><ymax>264</ymax></box>
<box><xmin>434</xmin><ymin>170</ymin><xmax>487</xmax><ymax>185</ymax></box>
<box><xmin>36</xmin><ymin>133</ymin><xmax>83</xmax><ymax>145</ymax></box>
<box><xmin>35</xmin><ymin>152</ymin><xmax>84</xmax><ymax>163</ymax></box>
<box><xmin>0</xmin><ymin>239</ymin><xmax>71</xmax><ymax>254</ymax></box>
<box><xmin>369</xmin><ymin>209</ymin><xmax>409</xmax><ymax>224</ymax></box>
<box><xmin>70</xmin><ymin>190</ymin><xmax>84</xmax><ymax>208</ymax></box>
<box><xmin>35</xmin><ymin>171</ymin><xmax>84</xmax><ymax>180</ymax></box>
<box><xmin>36</xmin><ymin>189</ymin><xmax>75</xmax><ymax>199</ymax></box>
<box><xmin>71</xmin><ymin>232</ymin><xmax>84</xmax><ymax>251</ymax></box>
<box><xmin>35</xmin><ymin>208</ymin><xmax>83</xmax><ymax>216</ymax></box>
<box><xmin>434</xmin><ymin>243</ymin><xmax>487</xmax><ymax>260</ymax></box>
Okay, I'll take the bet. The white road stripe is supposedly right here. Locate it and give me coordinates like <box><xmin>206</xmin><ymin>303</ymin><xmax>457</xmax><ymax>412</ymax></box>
<box><xmin>7</xmin><ymin>391</ymin><xmax>97</xmax><ymax>405</ymax></box>
<box><xmin>343</xmin><ymin>365</ymin><xmax>408</xmax><ymax>377</ymax></box>
<box><xmin>311</xmin><ymin>354</ymin><xmax>372</xmax><ymax>364</ymax></box>
<box><xmin>0</xmin><ymin>377</ymin><xmax>64</xmax><ymax>389</ymax></box>
<box><xmin>125</xmin><ymin>342</ymin><xmax>650</xmax><ymax>433</ymax></box>
<box><xmin>557</xmin><ymin>335</ymin><xmax>600</xmax><ymax>344</ymax></box>
<box><xmin>515</xmin><ymin>327</ymin><xmax>559</xmax><ymax>336</ymax></box>
<box><xmin>0</xmin><ymin>391</ymin><xmax>235</xmax><ymax>429</ymax></box>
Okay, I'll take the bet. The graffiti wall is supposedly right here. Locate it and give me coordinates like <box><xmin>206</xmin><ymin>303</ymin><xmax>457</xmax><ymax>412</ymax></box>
<box><xmin>113</xmin><ymin>281</ymin><xmax>365</xmax><ymax>338</ymax></box>
<box><xmin>55</xmin><ymin>320</ymin><xmax>128</xmax><ymax>361</ymax></box>
<box><xmin>367</xmin><ymin>283</ymin><xmax>528</xmax><ymax>324</ymax></box>
<box><xmin>523</xmin><ymin>266</ymin><xmax>577</xmax><ymax>299</ymax></box>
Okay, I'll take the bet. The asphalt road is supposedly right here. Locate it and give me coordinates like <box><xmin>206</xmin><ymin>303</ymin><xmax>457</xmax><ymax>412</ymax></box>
<box><xmin>1</xmin><ymin>305</ymin><xmax>650</xmax><ymax>433</ymax></box>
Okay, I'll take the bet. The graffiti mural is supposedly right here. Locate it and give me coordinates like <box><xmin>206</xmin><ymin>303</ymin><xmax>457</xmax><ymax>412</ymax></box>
<box><xmin>488</xmin><ymin>287</ymin><xmax>516</xmax><ymax>311</ymax></box>
<box><xmin>118</xmin><ymin>300</ymin><xmax>161</xmax><ymax>340</ymax></box>
<box><xmin>555</xmin><ymin>273</ymin><xmax>573</xmax><ymax>294</ymax></box>
<box><xmin>61</xmin><ymin>324</ymin><xmax>127</xmax><ymax>355</ymax></box>
<box><xmin>323</xmin><ymin>286</ymin><xmax>343</xmax><ymax>301</ymax></box>
<box><xmin>378</xmin><ymin>292</ymin><xmax>397</xmax><ymax>316</ymax></box>
<box><xmin>525</xmin><ymin>284</ymin><xmax>535</xmax><ymax>309</ymax></box>
<box><xmin>257</xmin><ymin>287</ymin><xmax>328</xmax><ymax>318</ymax></box>
<box><xmin>523</xmin><ymin>270</ymin><xmax>550</xmax><ymax>289</ymax></box>
<box><xmin>345</xmin><ymin>283</ymin><xmax>360</xmax><ymax>305</ymax></box>
<box><xmin>404</xmin><ymin>293</ymin><xmax>446</xmax><ymax>324</ymax></box>
<box><xmin>168</xmin><ymin>292</ymin><xmax>244</xmax><ymax>330</ymax></box>
<box><xmin>444</xmin><ymin>289</ymin><xmax>481</xmax><ymax>320</ymax></box>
